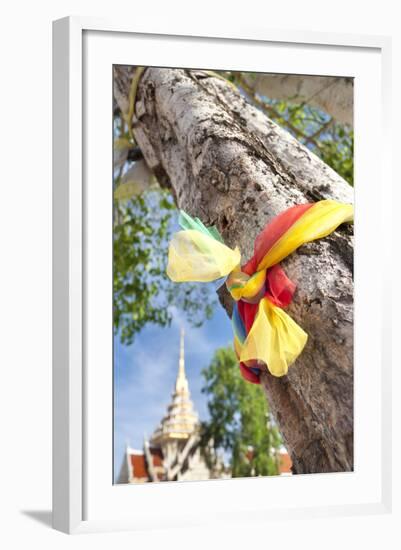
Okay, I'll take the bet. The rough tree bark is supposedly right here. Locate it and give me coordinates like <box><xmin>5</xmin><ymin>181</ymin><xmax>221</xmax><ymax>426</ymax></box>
<box><xmin>246</xmin><ymin>74</ymin><xmax>353</xmax><ymax>126</ymax></box>
<box><xmin>114</xmin><ymin>67</ymin><xmax>354</xmax><ymax>474</ymax></box>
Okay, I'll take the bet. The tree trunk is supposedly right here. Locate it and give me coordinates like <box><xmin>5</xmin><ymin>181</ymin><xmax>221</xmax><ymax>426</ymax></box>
<box><xmin>114</xmin><ymin>67</ymin><xmax>354</xmax><ymax>474</ymax></box>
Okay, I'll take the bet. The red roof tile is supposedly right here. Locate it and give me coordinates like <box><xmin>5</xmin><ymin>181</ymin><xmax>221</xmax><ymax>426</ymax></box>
<box><xmin>130</xmin><ymin>447</ymin><xmax>165</xmax><ymax>480</ymax></box>
<box><xmin>279</xmin><ymin>453</ymin><xmax>292</xmax><ymax>474</ymax></box>
<box><xmin>131</xmin><ymin>454</ymin><xmax>148</xmax><ymax>479</ymax></box>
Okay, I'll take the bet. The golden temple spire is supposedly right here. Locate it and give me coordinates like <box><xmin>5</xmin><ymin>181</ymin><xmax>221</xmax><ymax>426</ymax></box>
<box><xmin>175</xmin><ymin>328</ymin><xmax>189</xmax><ymax>393</ymax></box>
<box><xmin>150</xmin><ymin>328</ymin><xmax>199</xmax><ymax>445</ymax></box>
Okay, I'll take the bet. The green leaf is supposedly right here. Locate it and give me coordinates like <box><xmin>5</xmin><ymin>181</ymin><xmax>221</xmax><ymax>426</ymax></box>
<box><xmin>200</xmin><ymin>347</ymin><xmax>283</xmax><ymax>477</ymax></box>
<box><xmin>113</xmin><ymin>190</ymin><xmax>217</xmax><ymax>345</ymax></box>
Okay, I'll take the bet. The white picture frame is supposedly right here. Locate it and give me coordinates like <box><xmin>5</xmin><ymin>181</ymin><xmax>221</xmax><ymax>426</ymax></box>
<box><xmin>52</xmin><ymin>16</ymin><xmax>392</xmax><ymax>534</ymax></box>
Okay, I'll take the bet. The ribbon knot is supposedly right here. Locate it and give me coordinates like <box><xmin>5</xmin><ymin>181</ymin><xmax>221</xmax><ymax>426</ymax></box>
<box><xmin>167</xmin><ymin>200</ymin><xmax>353</xmax><ymax>384</ymax></box>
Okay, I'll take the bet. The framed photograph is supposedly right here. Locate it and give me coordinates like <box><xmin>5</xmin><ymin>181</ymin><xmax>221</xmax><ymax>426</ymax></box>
<box><xmin>52</xmin><ymin>17</ymin><xmax>392</xmax><ymax>534</ymax></box>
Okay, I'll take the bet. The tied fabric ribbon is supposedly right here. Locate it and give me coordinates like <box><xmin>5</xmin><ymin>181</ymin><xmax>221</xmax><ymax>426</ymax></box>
<box><xmin>167</xmin><ymin>200</ymin><xmax>353</xmax><ymax>384</ymax></box>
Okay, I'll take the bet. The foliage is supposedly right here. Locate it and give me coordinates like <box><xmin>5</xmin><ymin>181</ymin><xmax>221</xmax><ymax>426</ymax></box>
<box><xmin>318</xmin><ymin>124</ymin><xmax>353</xmax><ymax>185</ymax></box>
<box><xmin>113</xmin><ymin>188</ymin><xmax>216</xmax><ymax>344</ymax></box>
<box><xmin>200</xmin><ymin>347</ymin><xmax>282</xmax><ymax>477</ymax></box>
<box><xmin>227</xmin><ymin>72</ymin><xmax>354</xmax><ymax>186</ymax></box>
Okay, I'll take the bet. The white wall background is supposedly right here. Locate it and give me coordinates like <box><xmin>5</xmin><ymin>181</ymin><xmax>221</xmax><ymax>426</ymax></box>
<box><xmin>0</xmin><ymin>0</ymin><xmax>399</xmax><ymax>548</ymax></box>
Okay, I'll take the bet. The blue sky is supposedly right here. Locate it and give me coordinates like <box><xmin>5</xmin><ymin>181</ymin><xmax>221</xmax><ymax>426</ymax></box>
<box><xmin>113</xmin><ymin>303</ymin><xmax>233</xmax><ymax>481</ymax></box>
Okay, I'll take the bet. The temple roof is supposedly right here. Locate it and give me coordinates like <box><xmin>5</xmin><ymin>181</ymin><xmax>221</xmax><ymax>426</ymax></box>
<box><xmin>127</xmin><ymin>446</ymin><xmax>164</xmax><ymax>481</ymax></box>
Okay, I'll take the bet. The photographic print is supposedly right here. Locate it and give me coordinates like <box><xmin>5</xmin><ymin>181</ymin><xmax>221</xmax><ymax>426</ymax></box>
<box><xmin>113</xmin><ymin>66</ymin><xmax>354</xmax><ymax>484</ymax></box>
